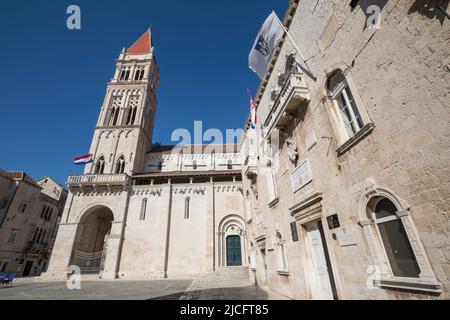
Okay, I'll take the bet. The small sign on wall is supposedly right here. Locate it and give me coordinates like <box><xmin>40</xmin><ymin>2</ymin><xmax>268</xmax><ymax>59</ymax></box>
<box><xmin>327</xmin><ymin>214</ymin><xmax>340</xmax><ymax>230</ymax></box>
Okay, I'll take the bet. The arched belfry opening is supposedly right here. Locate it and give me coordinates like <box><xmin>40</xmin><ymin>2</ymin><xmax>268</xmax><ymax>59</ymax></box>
<box><xmin>70</xmin><ymin>206</ymin><xmax>114</xmax><ymax>274</ymax></box>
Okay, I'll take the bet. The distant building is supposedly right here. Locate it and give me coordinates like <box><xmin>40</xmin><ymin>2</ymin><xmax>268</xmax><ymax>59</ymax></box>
<box><xmin>240</xmin><ymin>0</ymin><xmax>449</xmax><ymax>299</ymax></box>
<box><xmin>0</xmin><ymin>169</ymin><xmax>67</xmax><ymax>277</ymax></box>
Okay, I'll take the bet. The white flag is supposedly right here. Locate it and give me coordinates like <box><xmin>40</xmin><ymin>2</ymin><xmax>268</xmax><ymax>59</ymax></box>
<box><xmin>249</xmin><ymin>12</ymin><xmax>284</xmax><ymax>79</ymax></box>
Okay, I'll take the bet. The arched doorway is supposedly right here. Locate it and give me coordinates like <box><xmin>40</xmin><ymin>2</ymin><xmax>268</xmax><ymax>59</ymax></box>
<box><xmin>218</xmin><ymin>215</ymin><xmax>246</xmax><ymax>268</ymax></box>
<box><xmin>70</xmin><ymin>206</ymin><xmax>114</xmax><ymax>274</ymax></box>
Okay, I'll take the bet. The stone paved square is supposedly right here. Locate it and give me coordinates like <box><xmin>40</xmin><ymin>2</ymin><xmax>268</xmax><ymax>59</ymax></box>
<box><xmin>0</xmin><ymin>278</ymin><xmax>288</xmax><ymax>300</ymax></box>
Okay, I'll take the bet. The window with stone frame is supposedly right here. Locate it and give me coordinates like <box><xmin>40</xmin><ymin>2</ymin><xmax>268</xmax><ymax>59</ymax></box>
<box><xmin>1</xmin><ymin>199</ymin><xmax>8</xmax><ymax>209</ymax></box>
<box><xmin>119</xmin><ymin>68</ymin><xmax>131</xmax><ymax>81</ymax></box>
<box><xmin>359</xmin><ymin>186</ymin><xmax>442</xmax><ymax>293</ymax></box>
<box><xmin>140</xmin><ymin>198</ymin><xmax>147</xmax><ymax>221</ymax></box>
<box><xmin>19</xmin><ymin>202</ymin><xmax>28</xmax><ymax>213</ymax></box>
<box><xmin>125</xmin><ymin>95</ymin><xmax>140</xmax><ymax>125</ymax></box>
<box><xmin>115</xmin><ymin>156</ymin><xmax>126</xmax><ymax>174</ymax></box>
<box><xmin>134</xmin><ymin>67</ymin><xmax>145</xmax><ymax>81</ymax></box>
<box><xmin>324</xmin><ymin>68</ymin><xmax>374</xmax><ymax>154</ymax></box>
<box><xmin>372</xmin><ymin>198</ymin><xmax>421</xmax><ymax>278</ymax></box>
<box><xmin>7</xmin><ymin>230</ymin><xmax>18</xmax><ymax>244</ymax></box>
<box><xmin>106</xmin><ymin>96</ymin><xmax>122</xmax><ymax>126</ymax></box>
<box><xmin>327</xmin><ymin>70</ymin><xmax>364</xmax><ymax>139</ymax></box>
<box><xmin>95</xmin><ymin>156</ymin><xmax>106</xmax><ymax>174</ymax></box>
<box><xmin>184</xmin><ymin>197</ymin><xmax>191</xmax><ymax>219</ymax></box>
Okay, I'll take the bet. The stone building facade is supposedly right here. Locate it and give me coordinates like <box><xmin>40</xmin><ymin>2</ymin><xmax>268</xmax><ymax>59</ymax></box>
<box><xmin>42</xmin><ymin>31</ymin><xmax>247</xmax><ymax>280</ymax></box>
<box><xmin>240</xmin><ymin>0</ymin><xmax>449</xmax><ymax>299</ymax></box>
<box><xmin>0</xmin><ymin>170</ymin><xmax>67</xmax><ymax>277</ymax></box>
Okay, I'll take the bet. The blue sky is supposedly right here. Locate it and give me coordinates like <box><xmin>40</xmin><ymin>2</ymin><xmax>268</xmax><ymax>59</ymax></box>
<box><xmin>0</xmin><ymin>0</ymin><xmax>287</xmax><ymax>184</ymax></box>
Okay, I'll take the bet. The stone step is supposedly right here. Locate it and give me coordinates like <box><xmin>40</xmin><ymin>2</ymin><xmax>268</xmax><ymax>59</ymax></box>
<box><xmin>205</xmin><ymin>267</ymin><xmax>250</xmax><ymax>280</ymax></box>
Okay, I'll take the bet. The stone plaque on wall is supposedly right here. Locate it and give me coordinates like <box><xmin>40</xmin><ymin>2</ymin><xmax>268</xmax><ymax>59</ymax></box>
<box><xmin>336</xmin><ymin>225</ymin><xmax>357</xmax><ymax>247</ymax></box>
<box><xmin>290</xmin><ymin>160</ymin><xmax>313</xmax><ymax>192</ymax></box>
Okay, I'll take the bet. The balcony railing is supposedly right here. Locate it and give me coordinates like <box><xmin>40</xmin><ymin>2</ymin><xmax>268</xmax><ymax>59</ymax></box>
<box><xmin>67</xmin><ymin>174</ymin><xmax>130</xmax><ymax>188</ymax></box>
<box><xmin>263</xmin><ymin>72</ymin><xmax>310</xmax><ymax>137</ymax></box>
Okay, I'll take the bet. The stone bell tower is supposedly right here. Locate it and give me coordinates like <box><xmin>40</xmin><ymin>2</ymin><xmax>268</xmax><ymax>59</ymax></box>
<box><xmin>86</xmin><ymin>29</ymin><xmax>160</xmax><ymax>175</ymax></box>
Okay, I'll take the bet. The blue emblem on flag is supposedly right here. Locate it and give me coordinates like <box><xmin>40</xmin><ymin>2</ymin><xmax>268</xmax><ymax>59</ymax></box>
<box><xmin>255</xmin><ymin>35</ymin><xmax>269</xmax><ymax>57</ymax></box>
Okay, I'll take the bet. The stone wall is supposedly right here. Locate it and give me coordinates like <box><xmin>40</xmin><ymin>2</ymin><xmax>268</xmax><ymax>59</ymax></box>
<box><xmin>242</xmin><ymin>0</ymin><xmax>450</xmax><ymax>300</ymax></box>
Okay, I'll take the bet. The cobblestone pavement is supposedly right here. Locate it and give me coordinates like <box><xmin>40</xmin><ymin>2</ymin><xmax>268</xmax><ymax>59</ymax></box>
<box><xmin>0</xmin><ymin>277</ymin><xmax>289</xmax><ymax>300</ymax></box>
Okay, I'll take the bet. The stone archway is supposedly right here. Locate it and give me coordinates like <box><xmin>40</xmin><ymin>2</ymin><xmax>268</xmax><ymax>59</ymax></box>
<box><xmin>218</xmin><ymin>215</ymin><xmax>247</xmax><ymax>268</ymax></box>
<box><xmin>70</xmin><ymin>206</ymin><xmax>114</xmax><ymax>274</ymax></box>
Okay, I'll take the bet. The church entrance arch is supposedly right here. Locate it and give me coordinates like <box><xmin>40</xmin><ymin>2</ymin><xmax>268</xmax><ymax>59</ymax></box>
<box><xmin>69</xmin><ymin>206</ymin><xmax>114</xmax><ymax>274</ymax></box>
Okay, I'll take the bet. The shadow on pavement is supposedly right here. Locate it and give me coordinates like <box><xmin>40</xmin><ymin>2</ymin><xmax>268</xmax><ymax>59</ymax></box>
<box><xmin>148</xmin><ymin>285</ymin><xmax>270</xmax><ymax>300</ymax></box>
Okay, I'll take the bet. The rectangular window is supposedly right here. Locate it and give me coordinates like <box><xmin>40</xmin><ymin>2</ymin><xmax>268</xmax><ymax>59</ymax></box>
<box><xmin>19</xmin><ymin>202</ymin><xmax>28</xmax><ymax>213</ymax></box>
<box><xmin>1</xmin><ymin>199</ymin><xmax>8</xmax><ymax>209</ymax></box>
<box><xmin>140</xmin><ymin>198</ymin><xmax>147</xmax><ymax>221</ymax></box>
<box><xmin>7</xmin><ymin>230</ymin><xmax>18</xmax><ymax>244</ymax></box>
<box><xmin>336</xmin><ymin>87</ymin><xmax>364</xmax><ymax>138</ymax></box>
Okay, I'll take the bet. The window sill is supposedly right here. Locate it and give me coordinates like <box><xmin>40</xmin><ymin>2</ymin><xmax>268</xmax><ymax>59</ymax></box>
<box><xmin>375</xmin><ymin>277</ymin><xmax>442</xmax><ymax>293</ymax></box>
<box><xmin>336</xmin><ymin>123</ymin><xmax>375</xmax><ymax>156</ymax></box>
<box><xmin>268</xmin><ymin>197</ymin><xmax>279</xmax><ymax>207</ymax></box>
<box><xmin>277</xmin><ymin>270</ymin><xmax>290</xmax><ymax>276</ymax></box>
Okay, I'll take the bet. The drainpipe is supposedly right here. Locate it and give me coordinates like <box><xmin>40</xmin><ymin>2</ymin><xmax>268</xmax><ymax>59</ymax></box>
<box><xmin>163</xmin><ymin>181</ymin><xmax>173</xmax><ymax>278</ymax></box>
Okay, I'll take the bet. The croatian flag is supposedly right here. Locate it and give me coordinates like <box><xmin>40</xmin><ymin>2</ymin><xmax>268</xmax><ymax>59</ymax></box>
<box><xmin>73</xmin><ymin>154</ymin><xmax>94</xmax><ymax>165</ymax></box>
<box><xmin>250</xmin><ymin>95</ymin><xmax>258</xmax><ymax>129</ymax></box>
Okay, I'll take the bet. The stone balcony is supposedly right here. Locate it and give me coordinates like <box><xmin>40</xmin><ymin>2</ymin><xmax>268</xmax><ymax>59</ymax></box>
<box><xmin>244</xmin><ymin>155</ymin><xmax>258</xmax><ymax>178</ymax></box>
<box><xmin>263</xmin><ymin>72</ymin><xmax>310</xmax><ymax>137</ymax></box>
<box><xmin>67</xmin><ymin>174</ymin><xmax>130</xmax><ymax>190</ymax></box>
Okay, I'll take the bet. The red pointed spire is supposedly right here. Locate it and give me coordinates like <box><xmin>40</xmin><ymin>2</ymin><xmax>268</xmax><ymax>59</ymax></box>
<box><xmin>127</xmin><ymin>29</ymin><xmax>153</xmax><ymax>54</ymax></box>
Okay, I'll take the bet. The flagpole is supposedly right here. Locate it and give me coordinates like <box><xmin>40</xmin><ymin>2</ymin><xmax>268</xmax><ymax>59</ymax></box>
<box><xmin>272</xmin><ymin>10</ymin><xmax>314</xmax><ymax>76</ymax></box>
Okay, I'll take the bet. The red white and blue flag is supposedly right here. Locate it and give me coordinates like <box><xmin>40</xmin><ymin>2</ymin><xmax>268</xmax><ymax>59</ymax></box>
<box><xmin>73</xmin><ymin>154</ymin><xmax>94</xmax><ymax>165</ymax></box>
<box><xmin>248</xmin><ymin>91</ymin><xmax>258</xmax><ymax>129</ymax></box>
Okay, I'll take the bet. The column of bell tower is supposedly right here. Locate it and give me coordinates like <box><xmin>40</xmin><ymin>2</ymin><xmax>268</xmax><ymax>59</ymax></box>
<box><xmin>85</xmin><ymin>29</ymin><xmax>160</xmax><ymax>176</ymax></box>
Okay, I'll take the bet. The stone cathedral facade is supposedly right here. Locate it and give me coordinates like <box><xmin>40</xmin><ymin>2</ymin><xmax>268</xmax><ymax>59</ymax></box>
<box><xmin>43</xmin><ymin>30</ymin><xmax>247</xmax><ymax>280</ymax></box>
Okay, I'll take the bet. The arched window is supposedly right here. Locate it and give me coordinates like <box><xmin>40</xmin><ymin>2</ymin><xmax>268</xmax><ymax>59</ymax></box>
<box><xmin>227</xmin><ymin>160</ymin><xmax>233</xmax><ymax>170</ymax></box>
<box><xmin>115</xmin><ymin>156</ymin><xmax>126</xmax><ymax>174</ymax></box>
<box><xmin>32</xmin><ymin>228</ymin><xmax>39</xmax><ymax>242</ymax></box>
<box><xmin>372</xmin><ymin>198</ymin><xmax>420</xmax><ymax>278</ymax></box>
<box><xmin>275</xmin><ymin>232</ymin><xmax>287</xmax><ymax>271</ymax></box>
<box><xmin>158</xmin><ymin>161</ymin><xmax>163</xmax><ymax>171</ymax></box>
<box><xmin>36</xmin><ymin>229</ymin><xmax>42</xmax><ymax>243</ymax></box>
<box><xmin>140</xmin><ymin>198</ymin><xmax>147</xmax><ymax>221</ymax></box>
<box><xmin>40</xmin><ymin>206</ymin><xmax>46</xmax><ymax>219</ymax></box>
<box><xmin>95</xmin><ymin>157</ymin><xmax>106</xmax><ymax>174</ymax></box>
<box><xmin>327</xmin><ymin>70</ymin><xmax>364</xmax><ymax>139</ymax></box>
<box><xmin>184</xmin><ymin>197</ymin><xmax>190</xmax><ymax>219</ymax></box>
<box><xmin>193</xmin><ymin>160</ymin><xmax>197</xmax><ymax>170</ymax></box>
<box><xmin>48</xmin><ymin>208</ymin><xmax>53</xmax><ymax>221</ymax></box>
<box><xmin>45</xmin><ymin>206</ymin><xmax>51</xmax><ymax>220</ymax></box>
<box><xmin>111</xmin><ymin>107</ymin><xmax>120</xmax><ymax>126</ymax></box>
